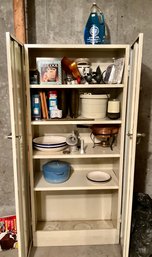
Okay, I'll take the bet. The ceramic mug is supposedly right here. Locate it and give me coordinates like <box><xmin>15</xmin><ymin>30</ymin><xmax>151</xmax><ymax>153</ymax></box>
<box><xmin>75</xmin><ymin>58</ymin><xmax>91</xmax><ymax>77</ymax></box>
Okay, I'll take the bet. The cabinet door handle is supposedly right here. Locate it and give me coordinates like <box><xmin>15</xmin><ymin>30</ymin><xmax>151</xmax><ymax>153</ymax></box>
<box><xmin>7</xmin><ymin>133</ymin><xmax>12</xmax><ymax>139</ymax></box>
<box><xmin>137</xmin><ymin>132</ymin><xmax>146</xmax><ymax>138</ymax></box>
<box><xmin>6</xmin><ymin>133</ymin><xmax>21</xmax><ymax>140</ymax></box>
<box><xmin>136</xmin><ymin>132</ymin><xmax>146</xmax><ymax>144</ymax></box>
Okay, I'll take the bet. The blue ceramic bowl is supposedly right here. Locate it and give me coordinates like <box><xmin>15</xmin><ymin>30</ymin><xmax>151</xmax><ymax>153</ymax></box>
<box><xmin>42</xmin><ymin>160</ymin><xmax>71</xmax><ymax>183</ymax></box>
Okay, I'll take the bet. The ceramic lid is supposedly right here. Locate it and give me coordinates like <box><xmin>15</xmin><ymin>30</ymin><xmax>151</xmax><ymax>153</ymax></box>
<box><xmin>80</xmin><ymin>94</ymin><xmax>108</xmax><ymax>99</ymax></box>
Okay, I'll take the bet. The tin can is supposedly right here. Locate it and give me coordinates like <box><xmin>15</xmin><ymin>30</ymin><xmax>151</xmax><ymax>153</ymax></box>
<box><xmin>48</xmin><ymin>91</ymin><xmax>57</xmax><ymax>118</ymax></box>
<box><xmin>31</xmin><ymin>94</ymin><xmax>41</xmax><ymax>120</ymax></box>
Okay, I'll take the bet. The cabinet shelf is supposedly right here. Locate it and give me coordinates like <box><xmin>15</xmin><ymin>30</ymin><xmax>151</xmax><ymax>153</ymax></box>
<box><xmin>35</xmin><ymin>220</ymin><xmax>118</xmax><ymax>246</ymax></box>
<box><xmin>34</xmin><ymin>169</ymin><xmax>119</xmax><ymax>191</ymax></box>
<box><xmin>31</xmin><ymin>117</ymin><xmax>122</xmax><ymax>125</ymax></box>
<box><xmin>30</xmin><ymin>84</ymin><xmax>124</xmax><ymax>89</ymax></box>
<box><xmin>33</xmin><ymin>144</ymin><xmax>120</xmax><ymax>159</ymax></box>
<box><xmin>37</xmin><ymin>219</ymin><xmax>115</xmax><ymax>231</ymax></box>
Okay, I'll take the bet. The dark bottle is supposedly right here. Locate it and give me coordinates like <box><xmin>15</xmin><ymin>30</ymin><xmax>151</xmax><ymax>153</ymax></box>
<box><xmin>57</xmin><ymin>89</ymin><xmax>69</xmax><ymax>118</ymax></box>
<box><xmin>84</xmin><ymin>3</ymin><xmax>105</xmax><ymax>44</ymax></box>
<box><xmin>30</xmin><ymin>69</ymin><xmax>40</xmax><ymax>84</ymax></box>
<box><xmin>69</xmin><ymin>89</ymin><xmax>79</xmax><ymax>118</ymax></box>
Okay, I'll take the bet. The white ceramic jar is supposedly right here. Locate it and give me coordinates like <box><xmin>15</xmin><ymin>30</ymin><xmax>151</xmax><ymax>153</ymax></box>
<box><xmin>107</xmin><ymin>99</ymin><xmax>120</xmax><ymax>119</ymax></box>
<box><xmin>80</xmin><ymin>93</ymin><xmax>108</xmax><ymax>119</ymax></box>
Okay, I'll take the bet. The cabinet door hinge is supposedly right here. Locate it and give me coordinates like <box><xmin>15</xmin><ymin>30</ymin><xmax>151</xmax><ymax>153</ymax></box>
<box><xmin>127</xmin><ymin>129</ymin><xmax>133</xmax><ymax>139</ymax></box>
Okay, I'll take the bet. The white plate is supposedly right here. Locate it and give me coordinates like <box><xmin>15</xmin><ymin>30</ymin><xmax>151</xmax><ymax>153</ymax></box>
<box><xmin>33</xmin><ymin>136</ymin><xmax>66</xmax><ymax>146</ymax></box>
<box><xmin>34</xmin><ymin>145</ymin><xmax>67</xmax><ymax>152</ymax></box>
<box><xmin>33</xmin><ymin>142</ymin><xmax>67</xmax><ymax>148</ymax></box>
<box><xmin>86</xmin><ymin>171</ymin><xmax>111</xmax><ymax>182</ymax></box>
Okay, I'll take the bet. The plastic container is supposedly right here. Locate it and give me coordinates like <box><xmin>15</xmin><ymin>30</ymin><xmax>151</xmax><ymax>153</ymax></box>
<box><xmin>42</xmin><ymin>160</ymin><xmax>71</xmax><ymax>183</ymax></box>
<box><xmin>84</xmin><ymin>3</ymin><xmax>105</xmax><ymax>44</ymax></box>
<box><xmin>80</xmin><ymin>94</ymin><xmax>108</xmax><ymax>119</ymax></box>
<box><xmin>107</xmin><ymin>99</ymin><xmax>120</xmax><ymax>119</ymax></box>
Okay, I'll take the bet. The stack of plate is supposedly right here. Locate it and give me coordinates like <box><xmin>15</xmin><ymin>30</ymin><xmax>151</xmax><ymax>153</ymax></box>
<box><xmin>33</xmin><ymin>135</ymin><xmax>67</xmax><ymax>152</ymax></box>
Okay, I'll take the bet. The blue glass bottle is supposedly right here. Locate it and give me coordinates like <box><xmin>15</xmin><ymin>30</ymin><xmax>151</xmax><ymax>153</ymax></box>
<box><xmin>84</xmin><ymin>3</ymin><xmax>105</xmax><ymax>44</ymax></box>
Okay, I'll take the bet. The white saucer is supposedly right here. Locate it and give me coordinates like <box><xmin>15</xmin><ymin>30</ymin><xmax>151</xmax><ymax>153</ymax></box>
<box><xmin>86</xmin><ymin>171</ymin><xmax>111</xmax><ymax>182</ymax></box>
<box><xmin>34</xmin><ymin>145</ymin><xmax>67</xmax><ymax>152</ymax></box>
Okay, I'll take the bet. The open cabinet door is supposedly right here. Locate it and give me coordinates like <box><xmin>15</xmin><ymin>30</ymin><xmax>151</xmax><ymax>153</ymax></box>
<box><xmin>6</xmin><ymin>32</ymin><xmax>32</xmax><ymax>257</ymax></box>
<box><xmin>121</xmin><ymin>33</ymin><xmax>143</xmax><ymax>257</ymax></box>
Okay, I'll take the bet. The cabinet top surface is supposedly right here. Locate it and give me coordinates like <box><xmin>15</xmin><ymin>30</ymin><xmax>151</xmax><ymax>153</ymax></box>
<box><xmin>24</xmin><ymin>44</ymin><xmax>129</xmax><ymax>50</ymax></box>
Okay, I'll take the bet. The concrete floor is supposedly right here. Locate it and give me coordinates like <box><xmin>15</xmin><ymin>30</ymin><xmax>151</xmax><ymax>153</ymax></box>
<box><xmin>0</xmin><ymin>249</ymin><xmax>17</xmax><ymax>257</ymax></box>
<box><xmin>0</xmin><ymin>245</ymin><xmax>122</xmax><ymax>257</ymax></box>
<box><xmin>1</xmin><ymin>1</ymin><xmax>152</xmax><ymax>218</ymax></box>
<box><xmin>1</xmin><ymin>0</ymin><xmax>152</xmax><ymax>223</ymax></box>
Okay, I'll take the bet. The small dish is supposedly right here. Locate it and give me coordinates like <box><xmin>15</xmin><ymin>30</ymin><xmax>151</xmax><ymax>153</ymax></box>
<box><xmin>86</xmin><ymin>171</ymin><xmax>111</xmax><ymax>182</ymax></box>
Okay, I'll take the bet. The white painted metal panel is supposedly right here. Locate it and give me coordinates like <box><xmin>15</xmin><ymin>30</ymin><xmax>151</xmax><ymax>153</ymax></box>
<box><xmin>34</xmin><ymin>227</ymin><xmax>119</xmax><ymax>246</ymax></box>
<box><xmin>121</xmin><ymin>33</ymin><xmax>143</xmax><ymax>257</ymax></box>
<box><xmin>6</xmin><ymin>33</ymin><xmax>143</xmax><ymax>256</ymax></box>
<box><xmin>34</xmin><ymin>169</ymin><xmax>119</xmax><ymax>191</ymax></box>
<box><xmin>6</xmin><ymin>32</ymin><xmax>32</xmax><ymax>257</ymax></box>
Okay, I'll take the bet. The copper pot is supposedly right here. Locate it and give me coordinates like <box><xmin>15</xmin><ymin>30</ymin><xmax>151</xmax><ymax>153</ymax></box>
<box><xmin>91</xmin><ymin>125</ymin><xmax>119</xmax><ymax>135</ymax></box>
<box><xmin>90</xmin><ymin>125</ymin><xmax>119</xmax><ymax>150</ymax></box>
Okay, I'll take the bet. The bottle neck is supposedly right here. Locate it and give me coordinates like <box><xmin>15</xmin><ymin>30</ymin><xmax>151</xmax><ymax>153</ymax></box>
<box><xmin>91</xmin><ymin>3</ymin><xmax>98</xmax><ymax>13</ymax></box>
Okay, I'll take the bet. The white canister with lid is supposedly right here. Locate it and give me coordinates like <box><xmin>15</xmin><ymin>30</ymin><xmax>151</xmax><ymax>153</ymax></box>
<box><xmin>107</xmin><ymin>99</ymin><xmax>120</xmax><ymax>119</ymax></box>
<box><xmin>80</xmin><ymin>93</ymin><xmax>108</xmax><ymax>119</ymax></box>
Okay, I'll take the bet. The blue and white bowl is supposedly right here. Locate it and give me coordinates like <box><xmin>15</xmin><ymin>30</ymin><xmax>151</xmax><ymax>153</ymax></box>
<box><xmin>33</xmin><ymin>135</ymin><xmax>67</xmax><ymax>152</ymax></box>
<box><xmin>33</xmin><ymin>135</ymin><xmax>66</xmax><ymax>146</ymax></box>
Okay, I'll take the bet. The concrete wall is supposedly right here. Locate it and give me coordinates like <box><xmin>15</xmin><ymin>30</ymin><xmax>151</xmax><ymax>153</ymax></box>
<box><xmin>0</xmin><ymin>0</ymin><xmax>14</xmax><ymax>216</ymax></box>
<box><xmin>0</xmin><ymin>0</ymin><xmax>152</xmax><ymax>216</ymax></box>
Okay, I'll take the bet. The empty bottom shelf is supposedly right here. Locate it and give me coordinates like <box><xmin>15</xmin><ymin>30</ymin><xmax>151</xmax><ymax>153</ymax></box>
<box><xmin>34</xmin><ymin>220</ymin><xmax>119</xmax><ymax>246</ymax></box>
<box><xmin>37</xmin><ymin>219</ymin><xmax>115</xmax><ymax>231</ymax></box>
<box><xmin>30</xmin><ymin>244</ymin><xmax>122</xmax><ymax>257</ymax></box>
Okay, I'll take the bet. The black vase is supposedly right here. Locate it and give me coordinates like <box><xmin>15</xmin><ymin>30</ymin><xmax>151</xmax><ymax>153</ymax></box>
<box><xmin>57</xmin><ymin>89</ymin><xmax>69</xmax><ymax>118</ymax></box>
<box><xmin>69</xmin><ymin>89</ymin><xmax>79</xmax><ymax>118</ymax></box>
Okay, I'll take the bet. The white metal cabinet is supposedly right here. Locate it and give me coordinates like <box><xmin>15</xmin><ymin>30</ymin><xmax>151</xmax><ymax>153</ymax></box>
<box><xmin>6</xmin><ymin>33</ymin><xmax>32</xmax><ymax>257</ymax></box>
<box><xmin>6</xmin><ymin>32</ymin><xmax>143</xmax><ymax>257</ymax></box>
